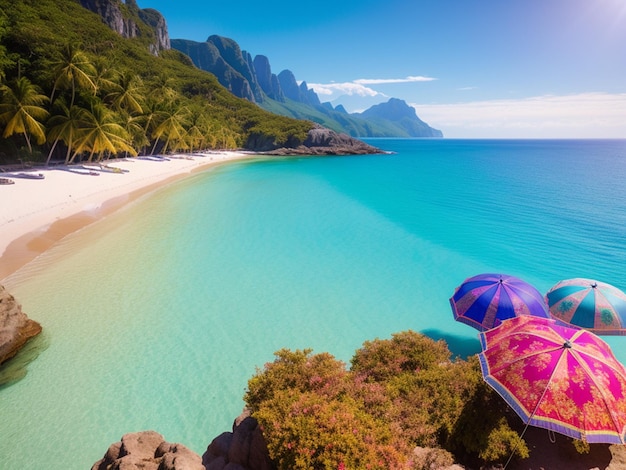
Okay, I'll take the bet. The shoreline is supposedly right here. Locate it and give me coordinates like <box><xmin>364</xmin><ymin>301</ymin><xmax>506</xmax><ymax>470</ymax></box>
<box><xmin>0</xmin><ymin>152</ymin><xmax>254</xmax><ymax>282</ymax></box>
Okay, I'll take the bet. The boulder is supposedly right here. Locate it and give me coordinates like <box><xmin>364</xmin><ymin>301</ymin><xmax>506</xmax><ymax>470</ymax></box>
<box><xmin>202</xmin><ymin>410</ymin><xmax>274</xmax><ymax>470</ymax></box>
<box><xmin>0</xmin><ymin>285</ymin><xmax>42</xmax><ymax>365</ymax></box>
<box><xmin>91</xmin><ymin>431</ymin><xmax>203</xmax><ymax>470</ymax></box>
<box><xmin>260</xmin><ymin>125</ymin><xmax>383</xmax><ymax>155</ymax></box>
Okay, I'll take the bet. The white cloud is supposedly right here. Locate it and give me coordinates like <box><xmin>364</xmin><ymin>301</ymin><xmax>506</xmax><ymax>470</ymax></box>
<box><xmin>308</xmin><ymin>75</ymin><xmax>435</xmax><ymax>98</ymax></box>
<box><xmin>308</xmin><ymin>82</ymin><xmax>383</xmax><ymax>97</ymax></box>
<box><xmin>354</xmin><ymin>76</ymin><xmax>436</xmax><ymax>85</ymax></box>
<box><xmin>411</xmin><ymin>93</ymin><xmax>626</xmax><ymax>138</ymax></box>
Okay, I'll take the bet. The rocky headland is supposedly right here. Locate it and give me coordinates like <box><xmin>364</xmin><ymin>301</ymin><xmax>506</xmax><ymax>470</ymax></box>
<box><xmin>258</xmin><ymin>125</ymin><xmax>384</xmax><ymax>156</ymax></box>
<box><xmin>0</xmin><ymin>285</ymin><xmax>42</xmax><ymax>365</ymax></box>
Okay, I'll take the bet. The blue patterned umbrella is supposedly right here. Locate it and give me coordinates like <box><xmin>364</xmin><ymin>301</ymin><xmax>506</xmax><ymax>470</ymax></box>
<box><xmin>546</xmin><ymin>278</ymin><xmax>626</xmax><ymax>335</ymax></box>
<box><xmin>450</xmin><ymin>273</ymin><xmax>549</xmax><ymax>332</ymax></box>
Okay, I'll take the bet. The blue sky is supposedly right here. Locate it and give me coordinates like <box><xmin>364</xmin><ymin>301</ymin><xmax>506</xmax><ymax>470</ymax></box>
<box><xmin>142</xmin><ymin>0</ymin><xmax>626</xmax><ymax>138</ymax></box>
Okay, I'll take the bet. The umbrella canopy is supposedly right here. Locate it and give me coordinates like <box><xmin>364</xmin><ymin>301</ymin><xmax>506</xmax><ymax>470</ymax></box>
<box><xmin>450</xmin><ymin>273</ymin><xmax>549</xmax><ymax>332</ymax></box>
<box><xmin>546</xmin><ymin>278</ymin><xmax>626</xmax><ymax>335</ymax></box>
<box><xmin>479</xmin><ymin>315</ymin><xmax>626</xmax><ymax>444</ymax></box>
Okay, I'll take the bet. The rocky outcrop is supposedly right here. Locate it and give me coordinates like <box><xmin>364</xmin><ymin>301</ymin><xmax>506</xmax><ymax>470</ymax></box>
<box><xmin>79</xmin><ymin>0</ymin><xmax>170</xmax><ymax>55</ymax></box>
<box><xmin>138</xmin><ymin>7</ymin><xmax>171</xmax><ymax>54</ymax></box>
<box><xmin>260</xmin><ymin>125</ymin><xmax>383</xmax><ymax>156</ymax></box>
<box><xmin>91</xmin><ymin>431</ymin><xmax>203</xmax><ymax>470</ymax></box>
<box><xmin>0</xmin><ymin>285</ymin><xmax>42</xmax><ymax>365</ymax></box>
<box><xmin>202</xmin><ymin>409</ymin><xmax>274</xmax><ymax>470</ymax></box>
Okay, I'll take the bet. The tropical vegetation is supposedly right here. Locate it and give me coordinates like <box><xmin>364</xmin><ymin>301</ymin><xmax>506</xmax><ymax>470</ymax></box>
<box><xmin>0</xmin><ymin>0</ymin><xmax>312</xmax><ymax>165</ymax></box>
<box><xmin>245</xmin><ymin>331</ymin><xmax>530</xmax><ymax>470</ymax></box>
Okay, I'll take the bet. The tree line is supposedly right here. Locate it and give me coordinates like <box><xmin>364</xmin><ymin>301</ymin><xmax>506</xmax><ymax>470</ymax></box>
<box><xmin>0</xmin><ymin>43</ymin><xmax>241</xmax><ymax>165</ymax></box>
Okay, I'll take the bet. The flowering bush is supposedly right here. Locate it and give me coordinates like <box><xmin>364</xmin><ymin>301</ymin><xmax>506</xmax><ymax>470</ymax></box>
<box><xmin>244</xmin><ymin>332</ymin><xmax>528</xmax><ymax>469</ymax></box>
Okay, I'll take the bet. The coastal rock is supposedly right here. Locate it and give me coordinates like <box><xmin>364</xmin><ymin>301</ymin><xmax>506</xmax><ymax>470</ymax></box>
<box><xmin>202</xmin><ymin>410</ymin><xmax>274</xmax><ymax>470</ymax></box>
<box><xmin>91</xmin><ymin>431</ymin><xmax>203</xmax><ymax>470</ymax></box>
<box><xmin>0</xmin><ymin>285</ymin><xmax>42</xmax><ymax>365</ymax></box>
<box><xmin>246</xmin><ymin>124</ymin><xmax>381</xmax><ymax>155</ymax></box>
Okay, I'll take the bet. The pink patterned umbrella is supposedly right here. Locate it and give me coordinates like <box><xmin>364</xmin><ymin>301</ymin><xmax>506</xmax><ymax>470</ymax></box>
<box><xmin>479</xmin><ymin>315</ymin><xmax>626</xmax><ymax>444</ymax></box>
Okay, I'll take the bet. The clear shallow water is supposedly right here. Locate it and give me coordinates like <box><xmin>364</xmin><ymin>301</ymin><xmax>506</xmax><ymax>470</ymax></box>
<box><xmin>1</xmin><ymin>139</ymin><xmax>626</xmax><ymax>469</ymax></box>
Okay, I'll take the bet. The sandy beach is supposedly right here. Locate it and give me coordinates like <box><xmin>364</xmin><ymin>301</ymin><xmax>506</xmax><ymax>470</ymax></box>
<box><xmin>0</xmin><ymin>152</ymin><xmax>253</xmax><ymax>281</ymax></box>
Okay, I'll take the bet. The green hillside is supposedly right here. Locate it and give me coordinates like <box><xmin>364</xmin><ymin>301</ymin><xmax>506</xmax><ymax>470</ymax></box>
<box><xmin>0</xmin><ymin>0</ymin><xmax>312</xmax><ymax>164</ymax></box>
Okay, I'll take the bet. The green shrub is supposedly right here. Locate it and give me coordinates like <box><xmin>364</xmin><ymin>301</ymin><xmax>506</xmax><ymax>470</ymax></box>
<box><xmin>245</xmin><ymin>333</ymin><xmax>530</xmax><ymax>469</ymax></box>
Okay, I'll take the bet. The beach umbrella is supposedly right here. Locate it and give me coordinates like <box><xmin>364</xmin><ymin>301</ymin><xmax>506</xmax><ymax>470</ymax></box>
<box><xmin>449</xmin><ymin>273</ymin><xmax>549</xmax><ymax>332</ymax></box>
<box><xmin>478</xmin><ymin>315</ymin><xmax>626</xmax><ymax>444</ymax></box>
<box><xmin>546</xmin><ymin>278</ymin><xmax>626</xmax><ymax>335</ymax></box>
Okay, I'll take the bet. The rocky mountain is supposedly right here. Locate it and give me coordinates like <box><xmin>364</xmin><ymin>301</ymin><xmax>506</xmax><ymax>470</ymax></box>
<box><xmin>171</xmin><ymin>35</ymin><xmax>443</xmax><ymax>138</ymax></box>
<box><xmin>355</xmin><ymin>98</ymin><xmax>444</xmax><ymax>138</ymax></box>
<box><xmin>79</xmin><ymin>0</ymin><xmax>170</xmax><ymax>55</ymax></box>
<box><xmin>171</xmin><ymin>36</ymin><xmax>262</xmax><ymax>102</ymax></box>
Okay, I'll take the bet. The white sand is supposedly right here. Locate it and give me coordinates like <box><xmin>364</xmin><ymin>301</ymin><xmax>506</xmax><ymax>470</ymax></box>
<box><xmin>0</xmin><ymin>152</ymin><xmax>253</xmax><ymax>280</ymax></box>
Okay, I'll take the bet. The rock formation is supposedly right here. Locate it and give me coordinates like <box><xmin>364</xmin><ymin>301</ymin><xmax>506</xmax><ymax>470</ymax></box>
<box><xmin>260</xmin><ymin>125</ymin><xmax>383</xmax><ymax>156</ymax></box>
<box><xmin>79</xmin><ymin>0</ymin><xmax>170</xmax><ymax>55</ymax></box>
<box><xmin>202</xmin><ymin>409</ymin><xmax>274</xmax><ymax>470</ymax></box>
<box><xmin>0</xmin><ymin>285</ymin><xmax>42</xmax><ymax>365</ymax></box>
<box><xmin>91</xmin><ymin>412</ymin><xmax>274</xmax><ymax>470</ymax></box>
<box><xmin>91</xmin><ymin>431</ymin><xmax>204</xmax><ymax>470</ymax></box>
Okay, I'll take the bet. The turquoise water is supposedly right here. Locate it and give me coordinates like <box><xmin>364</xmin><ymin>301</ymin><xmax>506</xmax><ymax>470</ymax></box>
<box><xmin>1</xmin><ymin>139</ymin><xmax>626</xmax><ymax>468</ymax></box>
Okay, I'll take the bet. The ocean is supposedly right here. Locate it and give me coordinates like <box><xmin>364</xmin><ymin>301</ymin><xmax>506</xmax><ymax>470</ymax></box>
<box><xmin>1</xmin><ymin>138</ymin><xmax>626</xmax><ymax>468</ymax></box>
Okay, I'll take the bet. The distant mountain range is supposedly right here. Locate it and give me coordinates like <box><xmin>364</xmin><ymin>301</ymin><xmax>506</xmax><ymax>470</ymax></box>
<box><xmin>171</xmin><ymin>36</ymin><xmax>443</xmax><ymax>138</ymax></box>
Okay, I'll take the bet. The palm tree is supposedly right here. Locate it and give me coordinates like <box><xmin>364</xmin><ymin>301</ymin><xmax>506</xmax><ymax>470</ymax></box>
<box><xmin>91</xmin><ymin>58</ymin><xmax>117</xmax><ymax>97</ymax></box>
<box><xmin>150</xmin><ymin>104</ymin><xmax>188</xmax><ymax>155</ymax></box>
<box><xmin>105</xmin><ymin>71</ymin><xmax>145</xmax><ymax>115</ymax></box>
<box><xmin>215</xmin><ymin>126</ymin><xmax>238</xmax><ymax>150</ymax></box>
<box><xmin>46</xmin><ymin>98</ymin><xmax>90</xmax><ymax>165</ymax></box>
<box><xmin>147</xmin><ymin>73</ymin><xmax>177</xmax><ymax>104</ymax></box>
<box><xmin>139</xmin><ymin>98</ymin><xmax>167</xmax><ymax>154</ymax></box>
<box><xmin>50</xmin><ymin>43</ymin><xmax>96</xmax><ymax>105</ymax></box>
<box><xmin>72</xmin><ymin>103</ymin><xmax>135</xmax><ymax>162</ymax></box>
<box><xmin>119</xmin><ymin>110</ymin><xmax>148</xmax><ymax>158</ymax></box>
<box><xmin>183</xmin><ymin>107</ymin><xmax>210</xmax><ymax>152</ymax></box>
<box><xmin>0</xmin><ymin>77</ymin><xmax>49</xmax><ymax>153</ymax></box>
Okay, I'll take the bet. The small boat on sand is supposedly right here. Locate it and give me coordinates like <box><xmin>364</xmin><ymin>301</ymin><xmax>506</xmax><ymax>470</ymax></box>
<box><xmin>0</xmin><ymin>177</ymin><xmax>15</xmax><ymax>185</ymax></box>
<box><xmin>137</xmin><ymin>155</ymin><xmax>170</xmax><ymax>161</ymax></box>
<box><xmin>58</xmin><ymin>166</ymin><xmax>100</xmax><ymax>176</ymax></box>
<box><xmin>4</xmin><ymin>172</ymin><xmax>45</xmax><ymax>179</ymax></box>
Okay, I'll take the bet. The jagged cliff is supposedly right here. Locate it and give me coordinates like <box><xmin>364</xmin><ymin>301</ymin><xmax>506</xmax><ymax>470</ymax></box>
<box><xmin>171</xmin><ymin>37</ymin><xmax>267</xmax><ymax>103</ymax></box>
<box><xmin>79</xmin><ymin>0</ymin><xmax>170</xmax><ymax>55</ymax></box>
<box><xmin>171</xmin><ymin>37</ymin><xmax>323</xmax><ymax>108</ymax></box>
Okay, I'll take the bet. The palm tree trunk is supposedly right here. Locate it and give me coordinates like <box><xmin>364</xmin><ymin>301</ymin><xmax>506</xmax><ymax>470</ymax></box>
<box><xmin>46</xmin><ymin>139</ymin><xmax>61</xmax><ymax>166</ymax></box>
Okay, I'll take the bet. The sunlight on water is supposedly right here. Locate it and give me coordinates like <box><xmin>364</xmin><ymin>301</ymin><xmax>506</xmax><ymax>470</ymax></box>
<box><xmin>1</xmin><ymin>139</ymin><xmax>625</xmax><ymax>469</ymax></box>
